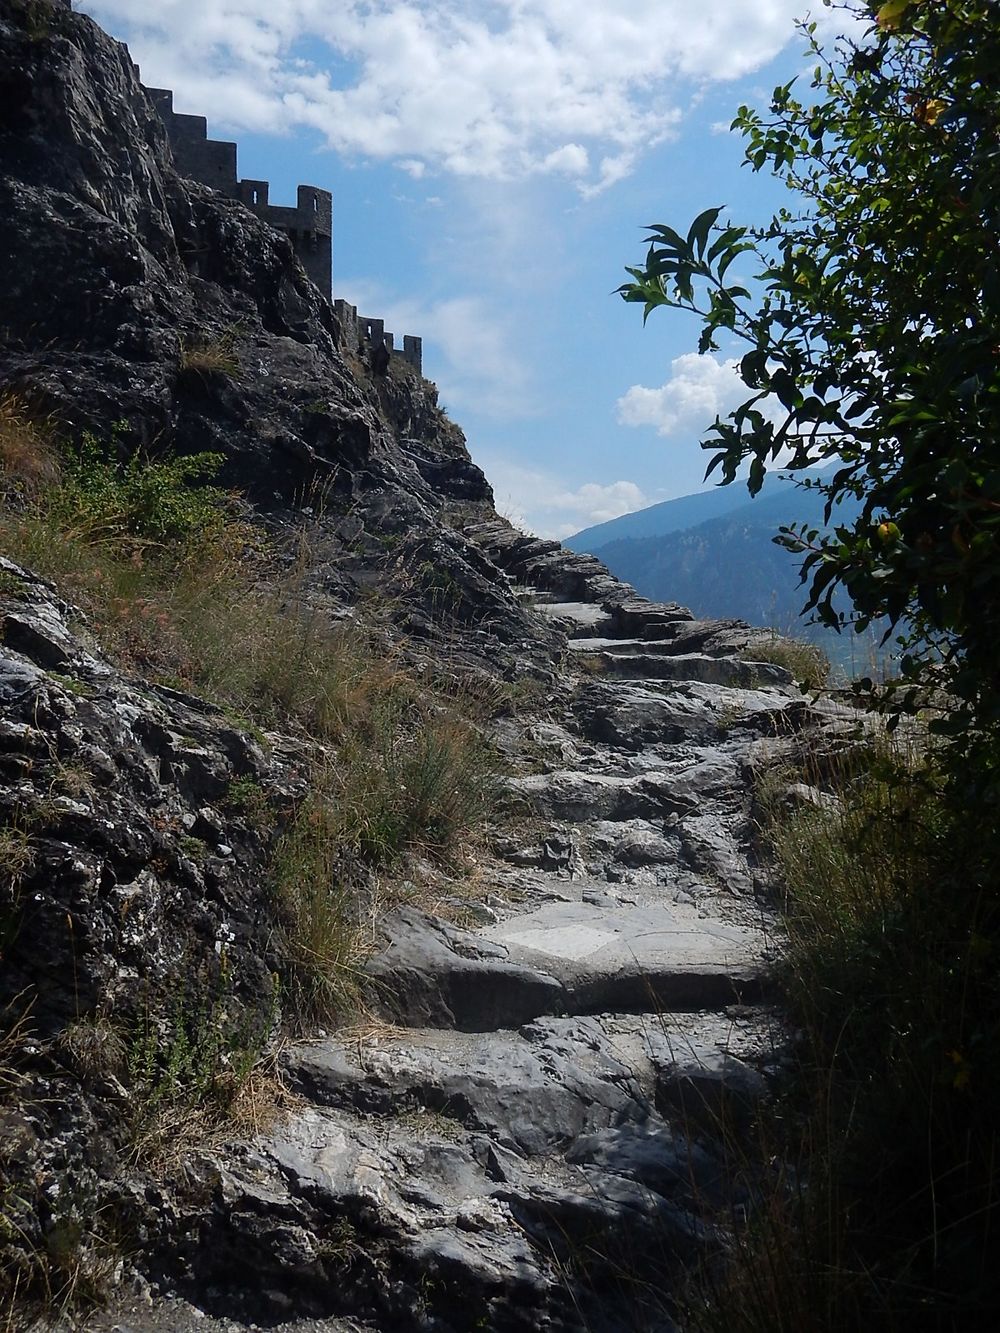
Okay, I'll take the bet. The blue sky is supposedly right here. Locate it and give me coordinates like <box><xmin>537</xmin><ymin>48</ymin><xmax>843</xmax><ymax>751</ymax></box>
<box><xmin>78</xmin><ymin>0</ymin><xmax>858</xmax><ymax>538</ymax></box>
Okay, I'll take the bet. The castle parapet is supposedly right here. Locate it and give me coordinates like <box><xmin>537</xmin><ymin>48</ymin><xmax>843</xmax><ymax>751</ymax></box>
<box><xmin>143</xmin><ymin>82</ymin><xmax>422</xmax><ymax>371</ymax></box>
<box><xmin>146</xmin><ymin>87</ymin><xmax>331</xmax><ymax>295</ymax></box>
<box><xmin>334</xmin><ymin>303</ymin><xmax>423</xmax><ymax>376</ymax></box>
<box><xmin>147</xmin><ymin>88</ymin><xmax>238</xmax><ymax>196</ymax></box>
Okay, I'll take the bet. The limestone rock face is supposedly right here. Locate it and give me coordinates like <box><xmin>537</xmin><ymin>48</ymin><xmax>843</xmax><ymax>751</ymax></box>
<box><xmin>0</xmin><ymin>0</ymin><xmax>539</xmax><ymax>663</ymax></box>
<box><xmin>0</xmin><ymin>4</ymin><xmax>868</xmax><ymax>1330</ymax></box>
<box><xmin>0</xmin><ymin>557</ymin><xmax>305</xmax><ymax>1276</ymax></box>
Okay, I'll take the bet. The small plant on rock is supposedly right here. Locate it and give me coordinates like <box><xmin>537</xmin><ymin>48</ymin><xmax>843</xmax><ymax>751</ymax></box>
<box><xmin>177</xmin><ymin>329</ymin><xmax>241</xmax><ymax>384</ymax></box>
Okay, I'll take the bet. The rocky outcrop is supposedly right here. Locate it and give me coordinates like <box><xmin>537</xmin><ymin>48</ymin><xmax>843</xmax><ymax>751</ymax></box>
<box><xmin>0</xmin><ymin>0</ymin><xmax>541</xmax><ymax>672</ymax></box>
<box><xmin>0</xmin><ymin>556</ymin><xmax>306</xmax><ymax>1293</ymax></box>
<box><xmin>84</xmin><ymin>579</ymin><xmax>831</xmax><ymax>1332</ymax></box>
<box><xmin>0</xmin><ymin>3</ymin><xmax>865</xmax><ymax>1329</ymax></box>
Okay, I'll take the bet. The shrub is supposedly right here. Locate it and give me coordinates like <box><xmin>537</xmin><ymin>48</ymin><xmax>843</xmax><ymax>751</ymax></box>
<box><xmin>52</xmin><ymin>429</ymin><xmax>229</xmax><ymax>548</ymax></box>
<box><xmin>621</xmin><ymin>3</ymin><xmax>1000</xmax><ymax>793</ymax></box>
<box><xmin>126</xmin><ymin>977</ymin><xmax>274</xmax><ymax>1127</ymax></box>
<box><xmin>687</xmin><ymin>731</ymin><xmax>1000</xmax><ymax>1331</ymax></box>
<box><xmin>269</xmin><ymin>785</ymin><xmax>363</xmax><ymax>1028</ymax></box>
<box><xmin>742</xmin><ymin>633</ymin><xmax>830</xmax><ymax>691</ymax></box>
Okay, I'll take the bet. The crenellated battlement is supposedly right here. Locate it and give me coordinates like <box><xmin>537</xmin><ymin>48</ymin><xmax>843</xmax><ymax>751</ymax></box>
<box><xmin>142</xmin><ymin>82</ymin><xmax>422</xmax><ymax>371</ymax></box>
<box><xmin>145</xmin><ymin>85</ymin><xmax>332</xmax><ymax>295</ymax></box>
<box><xmin>334</xmin><ymin>301</ymin><xmax>423</xmax><ymax>377</ymax></box>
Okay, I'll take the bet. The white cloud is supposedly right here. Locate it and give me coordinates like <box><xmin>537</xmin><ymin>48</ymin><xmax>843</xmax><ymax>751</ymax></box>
<box><xmin>474</xmin><ymin>455</ymin><xmax>648</xmax><ymax>538</ymax></box>
<box><xmin>79</xmin><ymin>1</ymin><xmax>840</xmax><ymax>193</ymax></box>
<box><xmin>538</xmin><ymin>143</ymin><xmax>590</xmax><ymax>178</ymax></box>
<box><xmin>339</xmin><ymin>282</ymin><xmax>540</xmax><ymax>419</ymax></box>
<box><xmin>617</xmin><ymin>351</ymin><xmax>749</xmax><ymax>438</ymax></box>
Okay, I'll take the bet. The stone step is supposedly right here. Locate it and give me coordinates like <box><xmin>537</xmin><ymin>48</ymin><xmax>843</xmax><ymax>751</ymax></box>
<box><xmin>283</xmin><ymin>1020</ymin><xmax>647</xmax><ymax>1156</ymax></box>
<box><xmin>572</xmin><ymin>678</ymin><xmax>810</xmax><ymax>750</ymax></box>
<box><xmin>532</xmin><ymin>600</ymin><xmax>616</xmax><ymax>636</ymax></box>
<box><xmin>608</xmin><ymin>599</ymin><xmax>696</xmax><ymax>637</ymax></box>
<box><xmin>569</xmin><ymin>636</ymin><xmax>695</xmax><ymax>657</ymax></box>
<box><xmin>510</xmin><ymin>751</ymin><xmax>744</xmax><ymax>822</ymax></box>
<box><xmin>596</xmin><ymin>651</ymin><xmax>792</xmax><ymax>688</ymax></box>
<box><xmin>282</xmin><ymin>1011</ymin><xmax>772</xmax><ymax>1158</ymax></box>
<box><xmin>253</xmin><ymin>1097</ymin><xmax>711</xmax><ymax>1330</ymax></box>
<box><xmin>364</xmin><ymin>900</ymin><xmax>771</xmax><ymax>1032</ymax></box>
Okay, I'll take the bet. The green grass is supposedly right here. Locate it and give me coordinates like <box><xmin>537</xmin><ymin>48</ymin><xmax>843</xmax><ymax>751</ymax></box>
<box><xmin>0</xmin><ymin>403</ymin><xmax>506</xmax><ymax>1035</ymax></box>
<box><xmin>686</xmin><ymin>729</ymin><xmax>1000</xmax><ymax>1332</ymax></box>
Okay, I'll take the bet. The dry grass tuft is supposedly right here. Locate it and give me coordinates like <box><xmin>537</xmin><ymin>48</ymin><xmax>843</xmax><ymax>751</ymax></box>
<box><xmin>0</xmin><ymin>393</ymin><xmax>61</xmax><ymax>501</ymax></box>
<box><xmin>742</xmin><ymin>631</ymin><xmax>830</xmax><ymax>690</ymax></box>
<box><xmin>177</xmin><ymin>330</ymin><xmax>241</xmax><ymax>383</ymax></box>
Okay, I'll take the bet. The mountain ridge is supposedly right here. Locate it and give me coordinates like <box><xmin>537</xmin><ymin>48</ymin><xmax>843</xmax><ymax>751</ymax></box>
<box><xmin>565</xmin><ymin>465</ymin><xmax>841</xmax><ymax>554</ymax></box>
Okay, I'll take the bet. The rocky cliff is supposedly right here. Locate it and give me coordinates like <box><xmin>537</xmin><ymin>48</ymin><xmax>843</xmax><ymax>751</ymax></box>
<box><xmin>0</xmin><ymin>3</ymin><xmax>856</xmax><ymax>1329</ymax></box>
<box><xmin>0</xmin><ymin>0</ymin><xmax>567</xmax><ymax>663</ymax></box>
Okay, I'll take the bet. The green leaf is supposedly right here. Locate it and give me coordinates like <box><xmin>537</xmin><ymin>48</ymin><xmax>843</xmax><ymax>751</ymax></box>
<box><xmin>748</xmin><ymin>456</ymin><xmax>766</xmax><ymax>496</ymax></box>
<box><xmin>686</xmin><ymin>206</ymin><xmax>724</xmax><ymax>260</ymax></box>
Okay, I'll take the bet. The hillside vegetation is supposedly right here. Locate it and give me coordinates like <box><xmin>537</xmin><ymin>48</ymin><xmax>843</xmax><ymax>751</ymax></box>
<box><xmin>623</xmin><ymin>1</ymin><xmax>1000</xmax><ymax>1327</ymax></box>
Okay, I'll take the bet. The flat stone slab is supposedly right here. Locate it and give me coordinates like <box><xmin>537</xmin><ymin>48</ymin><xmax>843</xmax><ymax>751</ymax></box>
<box><xmin>532</xmin><ymin>600</ymin><xmax>615</xmax><ymax>635</ymax></box>
<box><xmin>365</xmin><ymin>906</ymin><xmax>565</xmax><ymax>1030</ymax></box>
<box><xmin>599</xmin><ymin>651</ymin><xmax>792</xmax><ymax>688</ymax></box>
<box><xmin>569</xmin><ymin>636</ymin><xmax>683</xmax><ymax>655</ymax></box>
<box><xmin>480</xmin><ymin>899</ymin><xmax>767</xmax><ymax>1012</ymax></box>
<box><xmin>366</xmin><ymin>893</ymin><xmax>769</xmax><ymax>1030</ymax></box>
<box><xmin>510</xmin><ymin>752</ymin><xmax>745</xmax><ymax>824</ymax></box>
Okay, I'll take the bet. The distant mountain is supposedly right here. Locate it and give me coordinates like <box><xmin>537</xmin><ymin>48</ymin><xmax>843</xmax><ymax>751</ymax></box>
<box><xmin>565</xmin><ymin>470</ymin><xmax>806</xmax><ymax>553</ymax></box>
<box><xmin>569</xmin><ymin>475</ymin><xmax>889</xmax><ymax>678</ymax></box>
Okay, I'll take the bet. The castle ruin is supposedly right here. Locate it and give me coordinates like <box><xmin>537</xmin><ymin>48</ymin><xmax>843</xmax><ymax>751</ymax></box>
<box><xmin>142</xmin><ymin>81</ymin><xmax>421</xmax><ymax>375</ymax></box>
<box><xmin>47</xmin><ymin>4</ymin><xmax>422</xmax><ymax>373</ymax></box>
<box><xmin>145</xmin><ymin>88</ymin><xmax>334</xmax><ymax>297</ymax></box>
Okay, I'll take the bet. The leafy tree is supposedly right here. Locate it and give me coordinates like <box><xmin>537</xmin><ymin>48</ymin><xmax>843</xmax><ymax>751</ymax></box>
<box><xmin>620</xmin><ymin>0</ymin><xmax>1000</xmax><ymax>773</ymax></box>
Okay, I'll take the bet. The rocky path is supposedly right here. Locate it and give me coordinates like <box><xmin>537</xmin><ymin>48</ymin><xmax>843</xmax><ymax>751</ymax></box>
<box><xmin>116</xmin><ymin>532</ymin><xmax>835</xmax><ymax>1333</ymax></box>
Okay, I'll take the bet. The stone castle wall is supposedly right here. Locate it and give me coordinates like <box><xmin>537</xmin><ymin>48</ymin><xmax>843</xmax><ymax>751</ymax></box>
<box><xmin>333</xmin><ymin>302</ymin><xmax>422</xmax><ymax>376</ymax></box>
<box><xmin>140</xmin><ymin>81</ymin><xmax>421</xmax><ymax>372</ymax></box>
<box><xmin>145</xmin><ymin>87</ymin><xmax>333</xmax><ymax>296</ymax></box>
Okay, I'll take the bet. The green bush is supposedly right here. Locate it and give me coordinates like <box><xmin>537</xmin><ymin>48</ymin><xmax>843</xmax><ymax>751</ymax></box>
<box><xmin>52</xmin><ymin>430</ymin><xmax>228</xmax><ymax>548</ymax></box>
<box><xmin>687</xmin><ymin>733</ymin><xmax>1000</xmax><ymax>1332</ymax></box>
<box><xmin>621</xmin><ymin>1</ymin><xmax>1000</xmax><ymax>791</ymax></box>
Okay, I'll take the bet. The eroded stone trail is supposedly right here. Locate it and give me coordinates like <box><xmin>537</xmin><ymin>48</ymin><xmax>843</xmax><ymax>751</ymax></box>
<box><xmin>142</xmin><ymin>534</ymin><xmax>836</xmax><ymax>1332</ymax></box>
<box><xmin>0</xmin><ymin>9</ymin><xmax>865</xmax><ymax>1327</ymax></box>
<box><xmin>0</xmin><ymin>530</ymin><xmax>853</xmax><ymax>1333</ymax></box>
